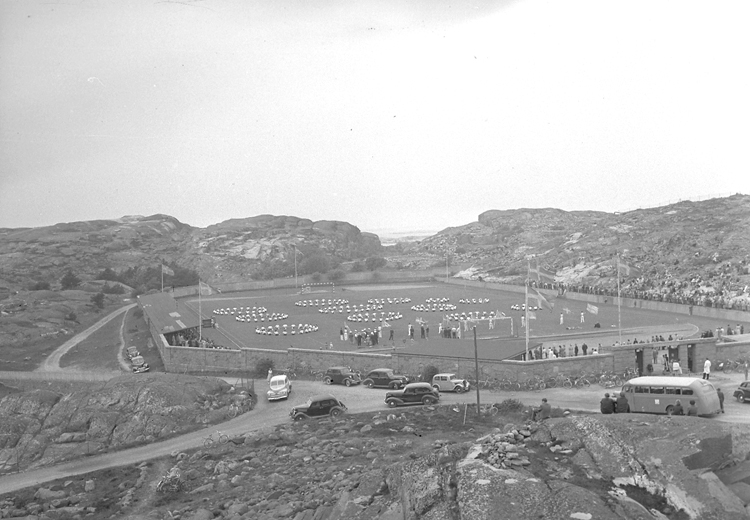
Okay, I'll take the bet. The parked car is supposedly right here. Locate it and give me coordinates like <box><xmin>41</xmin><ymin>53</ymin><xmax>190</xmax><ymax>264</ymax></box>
<box><xmin>362</xmin><ymin>368</ymin><xmax>409</xmax><ymax>389</ymax></box>
<box><xmin>131</xmin><ymin>355</ymin><xmax>149</xmax><ymax>373</ymax></box>
<box><xmin>324</xmin><ymin>366</ymin><xmax>361</xmax><ymax>387</ymax></box>
<box><xmin>432</xmin><ymin>373</ymin><xmax>470</xmax><ymax>393</ymax></box>
<box><xmin>126</xmin><ymin>346</ymin><xmax>140</xmax><ymax>359</ymax></box>
<box><xmin>290</xmin><ymin>394</ymin><xmax>347</xmax><ymax>421</ymax></box>
<box><xmin>267</xmin><ymin>374</ymin><xmax>293</xmax><ymax>401</ymax></box>
<box><xmin>733</xmin><ymin>381</ymin><xmax>750</xmax><ymax>402</ymax></box>
<box><xmin>385</xmin><ymin>383</ymin><xmax>440</xmax><ymax>408</ymax></box>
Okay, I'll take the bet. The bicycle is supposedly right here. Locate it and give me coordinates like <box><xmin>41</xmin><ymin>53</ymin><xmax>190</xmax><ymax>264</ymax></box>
<box><xmin>156</xmin><ymin>468</ymin><xmax>182</xmax><ymax>493</ymax></box>
<box><xmin>203</xmin><ymin>431</ymin><xmax>229</xmax><ymax>448</ymax></box>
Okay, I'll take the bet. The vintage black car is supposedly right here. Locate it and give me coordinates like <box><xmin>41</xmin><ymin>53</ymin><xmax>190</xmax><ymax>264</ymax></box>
<box><xmin>362</xmin><ymin>368</ymin><xmax>409</xmax><ymax>389</ymax></box>
<box><xmin>733</xmin><ymin>381</ymin><xmax>750</xmax><ymax>403</ymax></box>
<box><xmin>385</xmin><ymin>382</ymin><xmax>440</xmax><ymax>407</ymax></box>
<box><xmin>290</xmin><ymin>394</ymin><xmax>347</xmax><ymax>421</ymax></box>
<box><xmin>323</xmin><ymin>366</ymin><xmax>361</xmax><ymax>387</ymax></box>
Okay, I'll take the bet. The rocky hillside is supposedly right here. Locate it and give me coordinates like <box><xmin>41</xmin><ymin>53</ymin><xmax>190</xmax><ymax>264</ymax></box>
<box><xmin>0</xmin><ymin>214</ymin><xmax>381</xmax><ymax>289</ymax></box>
<box><xmin>402</xmin><ymin>194</ymin><xmax>750</xmax><ymax>291</ymax></box>
<box><xmin>2</xmin><ymin>405</ymin><xmax>748</xmax><ymax>519</ymax></box>
<box><xmin>0</xmin><ymin>374</ymin><xmax>250</xmax><ymax>472</ymax></box>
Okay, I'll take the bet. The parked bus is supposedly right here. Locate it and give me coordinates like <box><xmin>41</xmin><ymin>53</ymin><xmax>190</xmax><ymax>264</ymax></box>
<box><xmin>620</xmin><ymin>376</ymin><xmax>721</xmax><ymax>416</ymax></box>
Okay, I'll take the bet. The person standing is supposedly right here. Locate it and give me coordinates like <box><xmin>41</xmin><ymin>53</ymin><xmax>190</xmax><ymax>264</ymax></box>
<box><xmin>389</xmin><ymin>328</ymin><xmax>394</xmax><ymax>343</ymax></box>
<box><xmin>560</xmin><ymin>312</ymin><xmax>564</xmax><ymax>325</ymax></box>
<box><xmin>703</xmin><ymin>358</ymin><xmax>711</xmax><ymax>380</ymax></box>
<box><xmin>600</xmin><ymin>393</ymin><xmax>616</xmax><ymax>414</ymax></box>
<box><xmin>717</xmin><ymin>387</ymin><xmax>725</xmax><ymax>413</ymax></box>
<box><xmin>266</xmin><ymin>368</ymin><xmax>273</xmax><ymax>383</ymax></box>
<box><xmin>580</xmin><ymin>311</ymin><xmax>585</xmax><ymax>324</ymax></box>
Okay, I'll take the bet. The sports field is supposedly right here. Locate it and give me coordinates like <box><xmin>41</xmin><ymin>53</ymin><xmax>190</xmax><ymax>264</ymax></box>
<box><xmin>181</xmin><ymin>283</ymin><xmax>739</xmax><ymax>361</ymax></box>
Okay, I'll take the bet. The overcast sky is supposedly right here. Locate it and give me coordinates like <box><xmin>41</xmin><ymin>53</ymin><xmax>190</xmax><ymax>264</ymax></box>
<box><xmin>1</xmin><ymin>0</ymin><xmax>748</xmax><ymax>234</ymax></box>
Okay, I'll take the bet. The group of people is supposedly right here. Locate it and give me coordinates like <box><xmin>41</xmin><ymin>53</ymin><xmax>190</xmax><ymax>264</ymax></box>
<box><xmin>343</xmin><ymin>326</ymin><xmax>383</xmax><ymax>347</ymax></box>
<box><xmin>529</xmin><ymin>342</ymin><xmax>598</xmax><ymax>360</ymax></box>
<box><xmin>346</xmin><ymin>311</ymin><xmax>403</xmax><ymax>323</ymax></box>
<box><xmin>255</xmin><ymin>323</ymin><xmax>318</xmax><ymax>335</ymax></box>
<box><xmin>599</xmin><ymin>392</ymin><xmax>631</xmax><ymax>414</ymax></box>
<box><xmin>294</xmin><ymin>298</ymin><xmax>349</xmax><ymax>307</ymax></box>
<box><xmin>213</xmin><ymin>305</ymin><xmax>268</xmax><ymax>316</ymax></box>
<box><xmin>410</xmin><ymin>302</ymin><xmax>457</xmax><ymax>312</ymax></box>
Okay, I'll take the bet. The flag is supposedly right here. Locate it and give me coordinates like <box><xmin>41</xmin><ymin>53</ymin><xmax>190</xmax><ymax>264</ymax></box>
<box><xmin>530</xmin><ymin>287</ymin><xmax>554</xmax><ymax>311</ymax></box>
<box><xmin>161</xmin><ymin>264</ymin><xmax>174</xmax><ymax>276</ymax></box>
<box><xmin>529</xmin><ymin>261</ymin><xmax>556</xmax><ymax>283</ymax></box>
<box><xmin>528</xmin><ymin>311</ymin><xmax>537</xmax><ymax>320</ymax></box>
<box><xmin>198</xmin><ymin>280</ymin><xmax>211</xmax><ymax>296</ymax></box>
<box><xmin>587</xmin><ymin>303</ymin><xmax>599</xmax><ymax>315</ymax></box>
<box><xmin>381</xmin><ymin>319</ymin><xmax>391</xmax><ymax>328</ymax></box>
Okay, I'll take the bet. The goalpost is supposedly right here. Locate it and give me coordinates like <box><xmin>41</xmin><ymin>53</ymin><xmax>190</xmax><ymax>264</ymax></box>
<box><xmin>300</xmin><ymin>282</ymin><xmax>335</xmax><ymax>294</ymax></box>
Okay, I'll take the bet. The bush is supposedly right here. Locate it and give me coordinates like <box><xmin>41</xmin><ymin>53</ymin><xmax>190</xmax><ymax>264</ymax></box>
<box><xmin>91</xmin><ymin>292</ymin><xmax>105</xmax><ymax>309</ymax></box>
<box><xmin>102</xmin><ymin>283</ymin><xmax>125</xmax><ymax>294</ymax></box>
<box><xmin>365</xmin><ymin>256</ymin><xmax>387</xmax><ymax>271</ymax></box>
<box><xmin>327</xmin><ymin>269</ymin><xmax>345</xmax><ymax>282</ymax></box>
<box><xmin>255</xmin><ymin>358</ymin><xmax>275</xmax><ymax>378</ymax></box>
<box><xmin>350</xmin><ymin>261</ymin><xmax>365</xmax><ymax>273</ymax></box>
<box><xmin>60</xmin><ymin>270</ymin><xmax>81</xmax><ymax>290</ymax></box>
<box><xmin>311</xmin><ymin>273</ymin><xmax>321</xmax><ymax>282</ymax></box>
<box><xmin>494</xmin><ymin>398</ymin><xmax>526</xmax><ymax>414</ymax></box>
<box><xmin>65</xmin><ymin>312</ymin><xmax>78</xmax><ymax>322</ymax></box>
<box><xmin>421</xmin><ymin>365</ymin><xmax>440</xmax><ymax>384</ymax></box>
<box><xmin>30</xmin><ymin>281</ymin><xmax>50</xmax><ymax>291</ymax></box>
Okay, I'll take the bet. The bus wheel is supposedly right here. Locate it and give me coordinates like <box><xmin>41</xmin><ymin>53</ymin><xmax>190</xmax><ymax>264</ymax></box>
<box><xmin>665</xmin><ymin>405</ymin><xmax>674</xmax><ymax>415</ymax></box>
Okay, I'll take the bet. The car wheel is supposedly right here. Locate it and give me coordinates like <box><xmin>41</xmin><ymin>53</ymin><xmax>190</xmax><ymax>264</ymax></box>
<box><xmin>455</xmin><ymin>386</ymin><xmax>464</xmax><ymax>393</ymax></box>
<box><xmin>423</xmin><ymin>396</ymin><xmax>436</xmax><ymax>405</ymax></box>
<box><xmin>739</xmin><ymin>394</ymin><xmax>746</xmax><ymax>403</ymax></box>
<box><xmin>324</xmin><ymin>377</ymin><xmax>333</xmax><ymax>385</ymax></box>
<box><xmin>386</xmin><ymin>399</ymin><xmax>398</xmax><ymax>408</ymax></box>
<box><xmin>366</xmin><ymin>381</ymin><xmax>374</xmax><ymax>388</ymax></box>
<box><xmin>330</xmin><ymin>407</ymin><xmax>343</xmax><ymax>418</ymax></box>
<box><xmin>293</xmin><ymin>414</ymin><xmax>307</xmax><ymax>421</ymax></box>
<box><xmin>344</xmin><ymin>379</ymin><xmax>352</xmax><ymax>387</ymax></box>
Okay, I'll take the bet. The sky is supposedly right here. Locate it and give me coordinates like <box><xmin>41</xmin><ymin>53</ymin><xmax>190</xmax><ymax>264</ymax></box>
<box><xmin>1</xmin><ymin>0</ymin><xmax>749</xmax><ymax>235</ymax></box>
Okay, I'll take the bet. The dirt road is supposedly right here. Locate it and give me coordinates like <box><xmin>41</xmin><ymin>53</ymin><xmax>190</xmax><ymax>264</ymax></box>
<box><xmin>2</xmin><ymin>372</ymin><xmax>749</xmax><ymax>495</ymax></box>
<box><xmin>37</xmin><ymin>303</ymin><xmax>137</xmax><ymax>372</ymax></box>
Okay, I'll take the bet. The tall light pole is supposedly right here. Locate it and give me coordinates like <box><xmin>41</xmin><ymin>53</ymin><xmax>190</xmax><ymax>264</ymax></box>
<box><xmin>294</xmin><ymin>245</ymin><xmax>298</xmax><ymax>290</ymax></box>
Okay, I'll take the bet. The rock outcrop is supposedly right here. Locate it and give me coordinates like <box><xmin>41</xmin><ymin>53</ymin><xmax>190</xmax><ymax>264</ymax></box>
<box><xmin>0</xmin><ymin>374</ymin><xmax>248</xmax><ymax>472</ymax></box>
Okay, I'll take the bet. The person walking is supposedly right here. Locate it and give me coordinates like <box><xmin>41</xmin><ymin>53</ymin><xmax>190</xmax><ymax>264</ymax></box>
<box><xmin>600</xmin><ymin>393</ymin><xmax>616</xmax><ymax>414</ymax></box>
<box><xmin>703</xmin><ymin>358</ymin><xmax>711</xmax><ymax>380</ymax></box>
<box><xmin>717</xmin><ymin>387</ymin><xmax>725</xmax><ymax>413</ymax></box>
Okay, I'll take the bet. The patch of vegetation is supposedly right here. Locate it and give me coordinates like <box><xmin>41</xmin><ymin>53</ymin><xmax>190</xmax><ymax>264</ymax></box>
<box><xmin>255</xmin><ymin>358</ymin><xmax>275</xmax><ymax>378</ymax></box>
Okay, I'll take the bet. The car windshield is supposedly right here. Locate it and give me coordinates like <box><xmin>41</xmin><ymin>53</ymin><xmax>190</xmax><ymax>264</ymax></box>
<box><xmin>270</xmin><ymin>379</ymin><xmax>286</xmax><ymax>389</ymax></box>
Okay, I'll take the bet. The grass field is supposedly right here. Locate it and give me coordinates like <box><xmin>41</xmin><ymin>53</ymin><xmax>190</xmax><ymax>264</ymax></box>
<box><xmin>180</xmin><ymin>283</ymin><xmax>740</xmax><ymax>361</ymax></box>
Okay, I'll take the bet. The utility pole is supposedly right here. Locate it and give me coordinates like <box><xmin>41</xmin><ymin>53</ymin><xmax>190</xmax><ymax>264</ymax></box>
<box><xmin>473</xmin><ymin>326</ymin><xmax>481</xmax><ymax>416</ymax></box>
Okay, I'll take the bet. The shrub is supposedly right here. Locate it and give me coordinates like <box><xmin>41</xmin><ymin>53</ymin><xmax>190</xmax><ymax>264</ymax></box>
<box><xmin>365</xmin><ymin>256</ymin><xmax>387</xmax><ymax>271</ymax></box>
<box><xmin>311</xmin><ymin>273</ymin><xmax>321</xmax><ymax>282</ymax></box>
<box><xmin>494</xmin><ymin>398</ymin><xmax>526</xmax><ymax>414</ymax></box>
<box><xmin>91</xmin><ymin>292</ymin><xmax>105</xmax><ymax>309</ymax></box>
<box><xmin>30</xmin><ymin>281</ymin><xmax>50</xmax><ymax>291</ymax></box>
<box><xmin>65</xmin><ymin>312</ymin><xmax>78</xmax><ymax>322</ymax></box>
<box><xmin>60</xmin><ymin>270</ymin><xmax>81</xmax><ymax>290</ymax></box>
<box><xmin>102</xmin><ymin>283</ymin><xmax>125</xmax><ymax>294</ymax></box>
<box><xmin>421</xmin><ymin>365</ymin><xmax>440</xmax><ymax>384</ymax></box>
<box><xmin>255</xmin><ymin>358</ymin><xmax>275</xmax><ymax>378</ymax></box>
<box><xmin>327</xmin><ymin>269</ymin><xmax>345</xmax><ymax>282</ymax></box>
<box><xmin>350</xmin><ymin>261</ymin><xmax>365</xmax><ymax>273</ymax></box>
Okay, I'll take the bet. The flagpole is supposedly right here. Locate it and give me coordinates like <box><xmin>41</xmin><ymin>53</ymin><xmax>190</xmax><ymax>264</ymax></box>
<box><xmin>617</xmin><ymin>254</ymin><xmax>622</xmax><ymax>346</ymax></box>
<box><xmin>198</xmin><ymin>278</ymin><xmax>202</xmax><ymax>341</ymax></box>
<box><xmin>525</xmin><ymin>261</ymin><xmax>530</xmax><ymax>361</ymax></box>
<box><xmin>294</xmin><ymin>245</ymin><xmax>298</xmax><ymax>291</ymax></box>
<box><xmin>161</xmin><ymin>264</ymin><xmax>164</xmax><ymax>293</ymax></box>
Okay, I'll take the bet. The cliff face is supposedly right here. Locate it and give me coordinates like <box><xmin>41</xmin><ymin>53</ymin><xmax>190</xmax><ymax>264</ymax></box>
<box><xmin>0</xmin><ymin>214</ymin><xmax>382</xmax><ymax>287</ymax></box>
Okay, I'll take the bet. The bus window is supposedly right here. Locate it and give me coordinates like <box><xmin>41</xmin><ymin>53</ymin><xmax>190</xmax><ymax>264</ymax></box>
<box><xmin>666</xmin><ymin>388</ymin><xmax>679</xmax><ymax>395</ymax></box>
<box><xmin>622</xmin><ymin>385</ymin><xmax>632</xmax><ymax>393</ymax></box>
<box><xmin>681</xmin><ymin>389</ymin><xmax>694</xmax><ymax>395</ymax></box>
<box><xmin>650</xmin><ymin>387</ymin><xmax>664</xmax><ymax>394</ymax></box>
<box><xmin>635</xmin><ymin>386</ymin><xmax>649</xmax><ymax>393</ymax></box>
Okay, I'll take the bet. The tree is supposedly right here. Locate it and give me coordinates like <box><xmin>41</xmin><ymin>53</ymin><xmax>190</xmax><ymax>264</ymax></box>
<box><xmin>365</xmin><ymin>256</ymin><xmax>387</xmax><ymax>271</ymax></box>
<box><xmin>97</xmin><ymin>268</ymin><xmax>119</xmax><ymax>281</ymax></box>
<box><xmin>60</xmin><ymin>270</ymin><xmax>81</xmax><ymax>290</ymax></box>
<box><xmin>327</xmin><ymin>269</ymin><xmax>345</xmax><ymax>282</ymax></box>
<box><xmin>299</xmin><ymin>255</ymin><xmax>330</xmax><ymax>275</ymax></box>
<box><xmin>91</xmin><ymin>292</ymin><xmax>105</xmax><ymax>309</ymax></box>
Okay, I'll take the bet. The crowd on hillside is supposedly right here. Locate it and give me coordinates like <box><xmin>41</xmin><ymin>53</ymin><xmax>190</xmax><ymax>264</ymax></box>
<box><xmin>529</xmin><ymin>260</ymin><xmax>750</xmax><ymax>312</ymax></box>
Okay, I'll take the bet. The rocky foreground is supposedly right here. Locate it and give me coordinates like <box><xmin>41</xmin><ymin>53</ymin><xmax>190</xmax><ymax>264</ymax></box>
<box><xmin>2</xmin><ymin>405</ymin><xmax>749</xmax><ymax>520</ymax></box>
